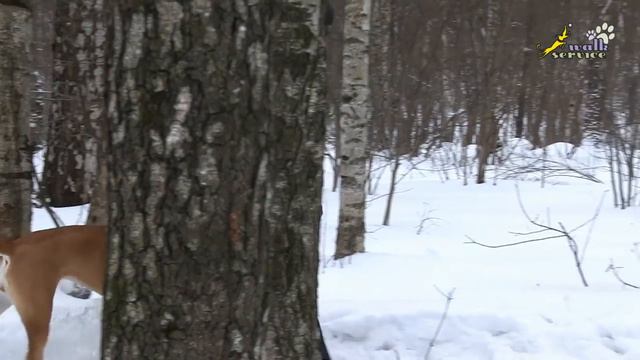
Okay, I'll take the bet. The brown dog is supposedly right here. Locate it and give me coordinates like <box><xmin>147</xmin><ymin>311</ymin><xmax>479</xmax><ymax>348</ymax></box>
<box><xmin>0</xmin><ymin>225</ymin><xmax>106</xmax><ymax>360</ymax></box>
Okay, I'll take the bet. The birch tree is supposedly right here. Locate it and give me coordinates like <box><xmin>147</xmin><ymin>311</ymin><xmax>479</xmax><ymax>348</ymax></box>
<box><xmin>0</xmin><ymin>4</ymin><xmax>32</xmax><ymax>240</ymax></box>
<box><xmin>335</xmin><ymin>0</ymin><xmax>371</xmax><ymax>259</ymax></box>
<box><xmin>102</xmin><ymin>1</ymin><xmax>328</xmax><ymax>358</ymax></box>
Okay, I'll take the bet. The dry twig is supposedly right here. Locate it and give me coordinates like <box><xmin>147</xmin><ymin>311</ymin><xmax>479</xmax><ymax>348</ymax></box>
<box><xmin>606</xmin><ymin>260</ymin><xmax>640</xmax><ymax>289</ymax></box>
<box><xmin>465</xmin><ymin>184</ymin><xmax>603</xmax><ymax>287</ymax></box>
<box><xmin>425</xmin><ymin>286</ymin><xmax>455</xmax><ymax>360</ymax></box>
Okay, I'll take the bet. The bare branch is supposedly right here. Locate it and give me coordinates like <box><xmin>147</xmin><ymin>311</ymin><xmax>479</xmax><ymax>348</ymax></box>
<box><xmin>509</xmin><ymin>228</ymin><xmax>553</xmax><ymax>237</ymax></box>
<box><xmin>465</xmin><ymin>234</ymin><xmax>565</xmax><ymax>249</ymax></box>
<box><xmin>515</xmin><ymin>184</ymin><xmax>564</xmax><ymax>234</ymax></box>
<box><xmin>601</xmin><ymin>0</ymin><xmax>613</xmax><ymax>15</ymax></box>
<box><xmin>579</xmin><ymin>190</ymin><xmax>607</xmax><ymax>263</ymax></box>
<box><xmin>467</xmin><ymin>186</ymin><xmax>593</xmax><ymax>287</ymax></box>
<box><xmin>30</xmin><ymin>153</ymin><xmax>63</xmax><ymax>228</ymax></box>
<box><xmin>559</xmin><ymin>222</ymin><xmax>588</xmax><ymax>287</ymax></box>
<box><xmin>366</xmin><ymin>188</ymin><xmax>412</xmax><ymax>203</ymax></box>
<box><xmin>425</xmin><ymin>287</ymin><xmax>455</xmax><ymax>360</ymax></box>
<box><xmin>323</xmin><ymin>152</ymin><xmax>336</xmax><ymax>162</ymax></box>
<box><xmin>606</xmin><ymin>260</ymin><xmax>640</xmax><ymax>289</ymax></box>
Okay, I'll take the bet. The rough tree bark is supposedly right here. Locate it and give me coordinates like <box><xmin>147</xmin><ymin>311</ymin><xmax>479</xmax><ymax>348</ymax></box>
<box><xmin>27</xmin><ymin>0</ymin><xmax>54</xmax><ymax>145</ymax></box>
<box><xmin>335</xmin><ymin>0</ymin><xmax>371</xmax><ymax>259</ymax></box>
<box><xmin>0</xmin><ymin>5</ymin><xmax>32</xmax><ymax>240</ymax></box>
<box><xmin>102</xmin><ymin>1</ymin><xmax>327</xmax><ymax>359</ymax></box>
<box><xmin>44</xmin><ymin>0</ymin><xmax>108</xmax><ymax>210</ymax></box>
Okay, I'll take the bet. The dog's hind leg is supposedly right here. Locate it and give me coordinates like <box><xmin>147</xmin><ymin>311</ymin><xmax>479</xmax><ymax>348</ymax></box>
<box><xmin>6</xmin><ymin>263</ymin><xmax>57</xmax><ymax>360</ymax></box>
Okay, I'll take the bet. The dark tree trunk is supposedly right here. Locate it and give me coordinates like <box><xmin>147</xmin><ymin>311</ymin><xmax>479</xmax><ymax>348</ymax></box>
<box><xmin>515</xmin><ymin>0</ymin><xmax>534</xmax><ymax>139</ymax></box>
<box><xmin>44</xmin><ymin>0</ymin><xmax>108</xmax><ymax>208</ymax></box>
<box><xmin>369</xmin><ymin>0</ymin><xmax>391</xmax><ymax>150</ymax></box>
<box><xmin>382</xmin><ymin>155</ymin><xmax>400</xmax><ymax>226</ymax></box>
<box><xmin>326</xmin><ymin>0</ymin><xmax>344</xmax><ymax>193</ymax></box>
<box><xmin>0</xmin><ymin>5</ymin><xmax>32</xmax><ymax>240</ymax></box>
<box><xmin>102</xmin><ymin>1</ymin><xmax>327</xmax><ymax>359</ymax></box>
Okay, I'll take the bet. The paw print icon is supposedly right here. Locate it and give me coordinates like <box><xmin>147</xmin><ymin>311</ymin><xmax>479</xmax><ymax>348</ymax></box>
<box><xmin>586</xmin><ymin>22</ymin><xmax>615</xmax><ymax>44</ymax></box>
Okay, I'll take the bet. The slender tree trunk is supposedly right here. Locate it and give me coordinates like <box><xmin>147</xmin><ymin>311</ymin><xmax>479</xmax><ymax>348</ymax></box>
<box><xmin>327</xmin><ymin>0</ymin><xmax>344</xmax><ymax>193</ymax></box>
<box><xmin>515</xmin><ymin>87</ymin><xmax>525</xmax><ymax>139</ymax></box>
<box><xmin>366</xmin><ymin>153</ymin><xmax>374</xmax><ymax>195</ymax></box>
<box><xmin>369</xmin><ymin>0</ymin><xmax>391</xmax><ymax>149</ymax></box>
<box><xmin>625</xmin><ymin>152</ymin><xmax>633</xmax><ymax>208</ymax></box>
<box><xmin>28</xmin><ymin>0</ymin><xmax>53</xmax><ymax>144</ymax></box>
<box><xmin>382</xmin><ymin>155</ymin><xmax>400</xmax><ymax>226</ymax></box>
<box><xmin>541</xmin><ymin>147</ymin><xmax>547</xmax><ymax>188</ymax></box>
<box><xmin>583</xmin><ymin>60</ymin><xmax>605</xmax><ymax>141</ymax></box>
<box><xmin>461</xmin><ymin>144</ymin><xmax>469</xmax><ymax>186</ymax></box>
<box><xmin>625</xmin><ymin>76</ymin><xmax>637</xmax><ymax>208</ymax></box>
<box><xmin>0</xmin><ymin>5</ymin><xmax>32</xmax><ymax>240</ymax></box>
<box><xmin>607</xmin><ymin>137</ymin><xmax>619</xmax><ymax>208</ymax></box>
<box><xmin>335</xmin><ymin>0</ymin><xmax>371</xmax><ymax>259</ymax></box>
<box><xmin>102</xmin><ymin>1</ymin><xmax>327</xmax><ymax>359</ymax></box>
<box><xmin>615</xmin><ymin>138</ymin><xmax>626</xmax><ymax>209</ymax></box>
<box><xmin>331</xmin><ymin>153</ymin><xmax>340</xmax><ymax>192</ymax></box>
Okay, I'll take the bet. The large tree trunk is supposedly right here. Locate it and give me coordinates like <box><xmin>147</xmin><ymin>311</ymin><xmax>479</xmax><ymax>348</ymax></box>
<box><xmin>102</xmin><ymin>1</ymin><xmax>327</xmax><ymax>359</ymax></box>
<box><xmin>47</xmin><ymin>0</ymin><xmax>108</xmax><ymax>300</ymax></box>
<box><xmin>43</xmin><ymin>0</ymin><xmax>108</xmax><ymax>209</ymax></box>
<box><xmin>0</xmin><ymin>5</ymin><xmax>32</xmax><ymax>240</ymax></box>
<box><xmin>335</xmin><ymin>0</ymin><xmax>371</xmax><ymax>259</ymax></box>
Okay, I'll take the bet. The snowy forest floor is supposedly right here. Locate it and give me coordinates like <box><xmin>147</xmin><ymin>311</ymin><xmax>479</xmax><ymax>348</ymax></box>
<box><xmin>1</xmin><ymin>142</ymin><xmax>640</xmax><ymax>359</ymax></box>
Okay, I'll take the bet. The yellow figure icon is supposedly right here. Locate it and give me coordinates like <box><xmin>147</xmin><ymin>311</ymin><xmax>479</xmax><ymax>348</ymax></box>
<box><xmin>538</xmin><ymin>24</ymin><xmax>570</xmax><ymax>58</ymax></box>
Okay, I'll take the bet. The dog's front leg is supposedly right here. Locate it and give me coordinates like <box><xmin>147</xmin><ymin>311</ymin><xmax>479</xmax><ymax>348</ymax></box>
<box><xmin>6</xmin><ymin>266</ymin><xmax>57</xmax><ymax>360</ymax></box>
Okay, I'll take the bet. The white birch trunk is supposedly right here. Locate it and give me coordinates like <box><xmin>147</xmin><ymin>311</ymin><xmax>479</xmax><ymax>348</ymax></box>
<box><xmin>335</xmin><ymin>0</ymin><xmax>371</xmax><ymax>258</ymax></box>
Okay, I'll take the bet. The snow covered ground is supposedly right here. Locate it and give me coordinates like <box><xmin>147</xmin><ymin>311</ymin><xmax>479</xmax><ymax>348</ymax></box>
<box><xmin>1</xmin><ymin>142</ymin><xmax>640</xmax><ymax>359</ymax></box>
